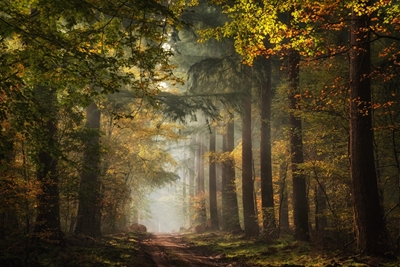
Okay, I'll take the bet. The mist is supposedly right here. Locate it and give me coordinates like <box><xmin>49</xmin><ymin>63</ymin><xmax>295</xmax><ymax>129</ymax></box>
<box><xmin>141</xmin><ymin>185</ymin><xmax>186</xmax><ymax>233</ymax></box>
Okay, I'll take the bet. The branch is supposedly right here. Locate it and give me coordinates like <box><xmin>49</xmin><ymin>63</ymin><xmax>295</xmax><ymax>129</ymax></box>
<box><xmin>383</xmin><ymin>201</ymin><xmax>400</xmax><ymax>220</ymax></box>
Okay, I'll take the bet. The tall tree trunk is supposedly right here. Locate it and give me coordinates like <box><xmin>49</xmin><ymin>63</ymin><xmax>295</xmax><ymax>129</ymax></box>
<box><xmin>222</xmin><ymin>114</ymin><xmax>241</xmax><ymax>231</ymax></box>
<box><xmin>315</xmin><ymin>184</ymin><xmax>327</xmax><ymax>234</ymax></box>
<box><xmin>209</xmin><ymin>128</ymin><xmax>219</xmax><ymax>230</ymax></box>
<box><xmin>182</xmin><ymin>167</ymin><xmax>188</xmax><ymax>227</ymax></box>
<box><xmin>221</xmin><ymin>132</ymin><xmax>227</xmax><ymax>230</ymax></box>
<box><xmin>242</xmin><ymin>92</ymin><xmax>259</xmax><ymax>238</ymax></box>
<box><xmin>349</xmin><ymin>3</ymin><xmax>387</xmax><ymax>255</ymax></box>
<box><xmin>188</xmin><ymin>136</ymin><xmax>196</xmax><ymax>226</ymax></box>
<box><xmin>33</xmin><ymin>87</ymin><xmax>64</xmax><ymax>243</ymax></box>
<box><xmin>189</xmin><ymin>136</ymin><xmax>196</xmax><ymax>198</ymax></box>
<box><xmin>278</xmin><ymin>160</ymin><xmax>289</xmax><ymax>237</ymax></box>
<box><xmin>288</xmin><ymin>49</ymin><xmax>309</xmax><ymax>241</ymax></box>
<box><xmin>0</xmin><ymin>130</ymin><xmax>17</xmax><ymax>239</ymax></box>
<box><xmin>195</xmin><ymin>133</ymin><xmax>206</xmax><ymax>224</ymax></box>
<box><xmin>75</xmin><ymin>102</ymin><xmax>102</xmax><ymax>237</ymax></box>
<box><xmin>258</xmin><ymin>54</ymin><xmax>275</xmax><ymax>234</ymax></box>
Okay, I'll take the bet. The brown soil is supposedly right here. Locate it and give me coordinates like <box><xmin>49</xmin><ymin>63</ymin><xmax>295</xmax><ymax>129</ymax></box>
<box><xmin>140</xmin><ymin>233</ymin><xmax>245</xmax><ymax>267</ymax></box>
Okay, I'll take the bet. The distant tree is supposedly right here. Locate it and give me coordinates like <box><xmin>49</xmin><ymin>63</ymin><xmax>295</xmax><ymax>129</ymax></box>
<box><xmin>209</xmin><ymin>128</ymin><xmax>219</xmax><ymax>230</ymax></box>
<box><xmin>189</xmin><ymin>135</ymin><xmax>196</xmax><ymax>199</ymax></box>
<box><xmin>195</xmin><ymin>132</ymin><xmax>207</xmax><ymax>224</ymax></box>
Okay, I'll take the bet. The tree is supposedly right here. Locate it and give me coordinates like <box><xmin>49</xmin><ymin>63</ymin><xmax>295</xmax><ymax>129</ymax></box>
<box><xmin>195</xmin><ymin>132</ymin><xmax>207</xmax><ymax>224</ymax></box>
<box><xmin>349</xmin><ymin>1</ymin><xmax>387</xmax><ymax>254</ymax></box>
<box><xmin>221</xmin><ymin>113</ymin><xmax>241</xmax><ymax>231</ymax></box>
<box><xmin>32</xmin><ymin>87</ymin><xmax>63</xmax><ymax>243</ymax></box>
<box><xmin>209</xmin><ymin>128</ymin><xmax>219</xmax><ymax>230</ymax></box>
<box><xmin>74</xmin><ymin>102</ymin><xmax>102</xmax><ymax>237</ymax></box>
<box><xmin>242</xmin><ymin>79</ymin><xmax>259</xmax><ymax>238</ymax></box>
<box><xmin>257</xmin><ymin>55</ymin><xmax>275</xmax><ymax>234</ymax></box>
<box><xmin>287</xmin><ymin>48</ymin><xmax>309</xmax><ymax>241</ymax></box>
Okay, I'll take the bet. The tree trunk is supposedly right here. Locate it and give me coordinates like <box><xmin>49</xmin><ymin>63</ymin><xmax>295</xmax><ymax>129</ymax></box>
<box><xmin>288</xmin><ymin>49</ymin><xmax>309</xmax><ymax>241</ymax></box>
<box><xmin>195</xmin><ymin>133</ymin><xmax>206</xmax><ymax>224</ymax></box>
<box><xmin>189</xmin><ymin>135</ymin><xmax>196</xmax><ymax>198</ymax></box>
<box><xmin>182</xmin><ymin>167</ymin><xmax>188</xmax><ymax>227</ymax></box>
<box><xmin>33</xmin><ymin>87</ymin><xmax>64</xmax><ymax>244</ymax></box>
<box><xmin>278</xmin><ymin>160</ymin><xmax>289</xmax><ymax>236</ymax></box>
<box><xmin>209</xmin><ymin>128</ymin><xmax>219</xmax><ymax>230</ymax></box>
<box><xmin>188</xmin><ymin>136</ymin><xmax>196</xmax><ymax>226</ymax></box>
<box><xmin>242</xmin><ymin>92</ymin><xmax>259</xmax><ymax>238</ymax></box>
<box><xmin>75</xmin><ymin>102</ymin><xmax>102</xmax><ymax>237</ymax></box>
<box><xmin>258</xmin><ymin>55</ymin><xmax>275</xmax><ymax>234</ymax></box>
<box><xmin>221</xmin><ymin>114</ymin><xmax>241</xmax><ymax>231</ymax></box>
<box><xmin>315</xmin><ymin>184</ymin><xmax>327</xmax><ymax>234</ymax></box>
<box><xmin>349</xmin><ymin>4</ymin><xmax>387</xmax><ymax>255</ymax></box>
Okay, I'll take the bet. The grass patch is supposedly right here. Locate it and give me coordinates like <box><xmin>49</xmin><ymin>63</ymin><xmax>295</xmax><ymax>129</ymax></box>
<box><xmin>183</xmin><ymin>232</ymin><xmax>399</xmax><ymax>267</ymax></box>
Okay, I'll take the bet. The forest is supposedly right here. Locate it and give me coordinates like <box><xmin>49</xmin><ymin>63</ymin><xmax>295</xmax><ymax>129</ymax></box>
<box><xmin>0</xmin><ymin>0</ymin><xmax>400</xmax><ymax>266</ymax></box>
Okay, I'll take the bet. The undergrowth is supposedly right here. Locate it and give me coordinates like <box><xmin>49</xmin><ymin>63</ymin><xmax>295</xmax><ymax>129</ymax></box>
<box><xmin>0</xmin><ymin>232</ymin><xmax>155</xmax><ymax>267</ymax></box>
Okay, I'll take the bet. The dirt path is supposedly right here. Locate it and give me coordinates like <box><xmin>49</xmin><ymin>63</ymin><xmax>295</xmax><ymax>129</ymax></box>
<box><xmin>140</xmin><ymin>233</ymin><xmax>240</xmax><ymax>267</ymax></box>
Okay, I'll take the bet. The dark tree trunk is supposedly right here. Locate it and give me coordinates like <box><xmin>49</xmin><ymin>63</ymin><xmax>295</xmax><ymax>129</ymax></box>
<box><xmin>288</xmin><ymin>49</ymin><xmax>309</xmax><ymax>241</ymax></box>
<box><xmin>0</xmin><ymin>135</ymin><xmax>18</xmax><ymax>239</ymax></box>
<box><xmin>349</xmin><ymin>4</ymin><xmax>387</xmax><ymax>255</ymax></box>
<box><xmin>315</xmin><ymin>184</ymin><xmax>327</xmax><ymax>234</ymax></box>
<box><xmin>258</xmin><ymin>55</ymin><xmax>275</xmax><ymax>234</ymax></box>
<box><xmin>209</xmin><ymin>129</ymin><xmax>219</xmax><ymax>230</ymax></box>
<box><xmin>75</xmin><ymin>102</ymin><xmax>102</xmax><ymax>237</ymax></box>
<box><xmin>33</xmin><ymin>87</ymin><xmax>64</xmax><ymax>244</ymax></box>
<box><xmin>278</xmin><ymin>161</ymin><xmax>289</xmax><ymax>236</ymax></box>
<box><xmin>221</xmin><ymin>114</ymin><xmax>241</xmax><ymax>231</ymax></box>
<box><xmin>242</xmin><ymin>93</ymin><xmax>259</xmax><ymax>238</ymax></box>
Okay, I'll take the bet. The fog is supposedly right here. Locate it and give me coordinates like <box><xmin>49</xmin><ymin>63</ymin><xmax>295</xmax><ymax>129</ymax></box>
<box><xmin>141</xmin><ymin>184</ymin><xmax>186</xmax><ymax>233</ymax></box>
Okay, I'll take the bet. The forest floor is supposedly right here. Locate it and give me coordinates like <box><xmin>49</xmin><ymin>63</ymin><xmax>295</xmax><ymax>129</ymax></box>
<box><xmin>1</xmin><ymin>231</ymin><xmax>399</xmax><ymax>266</ymax></box>
<box><xmin>141</xmin><ymin>232</ymin><xmax>399</xmax><ymax>267</ymax></box>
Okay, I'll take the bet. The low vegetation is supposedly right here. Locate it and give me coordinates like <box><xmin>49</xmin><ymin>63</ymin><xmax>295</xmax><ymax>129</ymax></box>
<box><xmin>0</xmin><ymin>233</ymin><xmax>154</xmax><ymax>267</ymax></box>
<box><xmin>184</xmin><ymin>232</ymin><xmax>399</xmax><ymax>267</ymax></box>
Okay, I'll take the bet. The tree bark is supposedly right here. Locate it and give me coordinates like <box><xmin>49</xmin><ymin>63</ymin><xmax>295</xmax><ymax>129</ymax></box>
<box><xmin>258</xmin><ymin>55</ymin><xmax>275</xmax><ymax>234</ymax></box>
<box><xmin>288</xmin><ymin>49</ymin><xmax>309</xmax><ymax>241</ymax></box>
<box><xmin>349</xmin><ymin>4</ymin><xmax>387</xmax><ymax>255</ymax></box>
<box><xmin>209</xmin><ymin>128</ymin><xmax>219</xmax><ymax>230</ymax></box>
<box><xmin>242</xmin><ymin>92</ymin><xmax>259</xmax><ymax>238</ymax></box>
<box><xmin>75</xmin><ymin>102</ymin><xmax>102</xmax><ymax>237</ymax></box>
<box><xmin>278</xmin><ymin>160</ymin><xmax>289</xmax><ymax>236</ymax></box>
